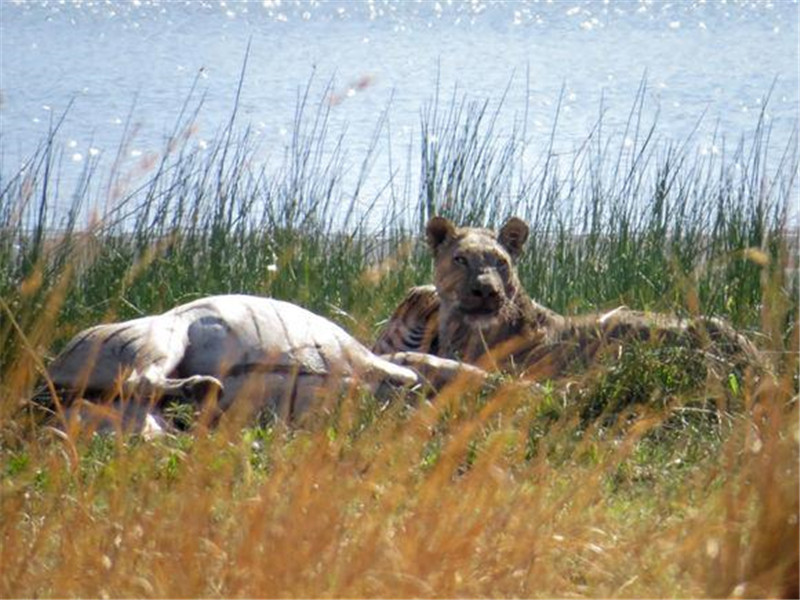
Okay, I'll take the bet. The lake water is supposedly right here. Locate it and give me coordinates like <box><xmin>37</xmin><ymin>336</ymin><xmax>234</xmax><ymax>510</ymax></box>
<box><xmin>1</xmin><ymin>0</ymin><xmax>798</xmax><ymax>223</ymax></box>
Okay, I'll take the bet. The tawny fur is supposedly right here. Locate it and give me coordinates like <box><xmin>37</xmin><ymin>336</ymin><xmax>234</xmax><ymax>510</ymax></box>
<box><xmin>375</xmin><ymin>216</ymin><xmax>762</xmax><ymax>379</ymax></box>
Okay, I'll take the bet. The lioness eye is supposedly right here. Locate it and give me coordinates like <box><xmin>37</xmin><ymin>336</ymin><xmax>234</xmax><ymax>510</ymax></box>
<box><xmin>453</xmin><ymin>255</ymin><xmax>468</xmax><ymax>267</ymax></box>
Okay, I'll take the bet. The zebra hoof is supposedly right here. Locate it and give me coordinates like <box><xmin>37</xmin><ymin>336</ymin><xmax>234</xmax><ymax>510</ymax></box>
<box><xmin>180</xmin><ymin>375</ymin><xmax>224</xmax><ymax>402</ymax></box>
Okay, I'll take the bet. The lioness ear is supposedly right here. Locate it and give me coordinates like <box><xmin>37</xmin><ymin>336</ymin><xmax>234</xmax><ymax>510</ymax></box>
<box><xmin>498</xmin><ymin>217</ymin><xmax>529</xmax><ymax>259</ymax></box>
<box><xmin>426</xmin><ymin>216</ymin><xmax>456</xmax><ymax>252</ymax></box>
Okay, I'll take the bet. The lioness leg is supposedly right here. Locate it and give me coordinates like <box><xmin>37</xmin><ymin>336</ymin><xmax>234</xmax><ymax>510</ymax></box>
<box><xmin>383</xmin><ymin>351</ymin><xmax>487</xmax><ymax>390</ymax></box>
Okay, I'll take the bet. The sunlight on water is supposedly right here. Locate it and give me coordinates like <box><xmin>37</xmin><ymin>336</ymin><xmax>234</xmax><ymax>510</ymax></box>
<box><xmin>0</xmin><ymin>0</ymin><xmax>798</xmax><ymax>221</ymax></box>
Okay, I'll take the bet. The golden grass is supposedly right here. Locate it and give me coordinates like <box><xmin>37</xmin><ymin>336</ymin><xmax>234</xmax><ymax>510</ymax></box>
<box><xmin>1</xmin><ymin>238</ymin><xmax>797</xmax><ymax>598</ymax></box>
<box><xmin>1</xmin><ymin>235</ymin><xmax>798</xmax><ymax>598</ymax></box>
<box><xmin>1</xmin><ymin>342</ymin><xmax>797</xmax><ymax>598</ymax></box>
<box><xmin>2</xmin><ymin>77</ymin><xmax>797</xmax><ymax>598</ymax></box>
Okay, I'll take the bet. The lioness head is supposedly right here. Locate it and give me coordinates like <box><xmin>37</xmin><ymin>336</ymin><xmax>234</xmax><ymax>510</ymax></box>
<box><xmin>426</xmin><ymin>216</ymin><xmax>529</xmax><ymax>321</ymax></box>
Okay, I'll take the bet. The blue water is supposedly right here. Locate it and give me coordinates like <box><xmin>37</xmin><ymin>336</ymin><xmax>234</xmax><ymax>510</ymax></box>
<box><xmin>1</xmin><ymin>0</ymin><xmax>798</xmax><ymax>221</ymax></box>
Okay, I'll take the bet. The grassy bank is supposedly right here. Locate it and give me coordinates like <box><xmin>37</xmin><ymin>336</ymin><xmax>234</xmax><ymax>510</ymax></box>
<box><xmin>0</xmin><ymin>81</ymin><xmax>797</xmax><ymax>597</ymax></box>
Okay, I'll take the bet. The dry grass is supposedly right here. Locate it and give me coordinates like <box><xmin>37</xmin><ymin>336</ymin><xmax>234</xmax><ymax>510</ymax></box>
<box><xmin>1</xmin><ymin>80</ymin><xmax>797</xmax><ymax>599</ymax></box>
<box><xmin>1</xmin><ymin>294</ymin><xmax>797</xmax><ymax>598</ymax></box>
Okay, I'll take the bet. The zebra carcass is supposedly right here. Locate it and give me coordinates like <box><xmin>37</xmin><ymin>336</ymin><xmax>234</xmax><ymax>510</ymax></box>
<box><xmin>45</xmin><ymin>294</ymin><xmax>484</xmax><ymax>436</ymax></box>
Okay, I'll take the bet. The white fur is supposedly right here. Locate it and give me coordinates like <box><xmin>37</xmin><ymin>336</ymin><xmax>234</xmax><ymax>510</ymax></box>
<box><xmin>48</xmin><ymin>295</ymin><xmax>422</xmax><ymax>429</ymax></box>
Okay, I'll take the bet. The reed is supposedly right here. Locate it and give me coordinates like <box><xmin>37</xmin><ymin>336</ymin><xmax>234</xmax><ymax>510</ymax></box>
<box><xmin>0</xmin><ymin>75</ymin><xmax>797</xmax><ymax>598</ymax></box>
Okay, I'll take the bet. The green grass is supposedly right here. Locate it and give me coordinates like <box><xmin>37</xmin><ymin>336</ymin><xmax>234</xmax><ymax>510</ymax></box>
<box><xmin>1</xmin><ymin>77</ymin><xmax>795</xmax><ymax>357</ymax></box>
<box><xmin>0</xmin><ymin>78</ymin><xmax>797</xmax><ymax>597</ymax></box>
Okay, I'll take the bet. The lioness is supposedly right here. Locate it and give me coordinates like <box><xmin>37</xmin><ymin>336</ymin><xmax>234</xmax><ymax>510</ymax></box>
<box><xmin>375</xmin><ymin>216</ymin><xmax>761</xmax><ymax>379</ymax></box>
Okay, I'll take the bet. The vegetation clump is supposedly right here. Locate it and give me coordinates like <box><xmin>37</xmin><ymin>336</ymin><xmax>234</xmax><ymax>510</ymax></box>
<box><xmin>0</xmin><ymin>79</ymin><xmax>797</xmax><ymax>598</ymax></box>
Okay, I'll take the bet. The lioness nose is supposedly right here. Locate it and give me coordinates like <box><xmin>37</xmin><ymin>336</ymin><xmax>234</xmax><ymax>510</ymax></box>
<box><xmin>471</xmin><ymin>281</ymin><xmax>499</xmax><ymax>299</ymax></box>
